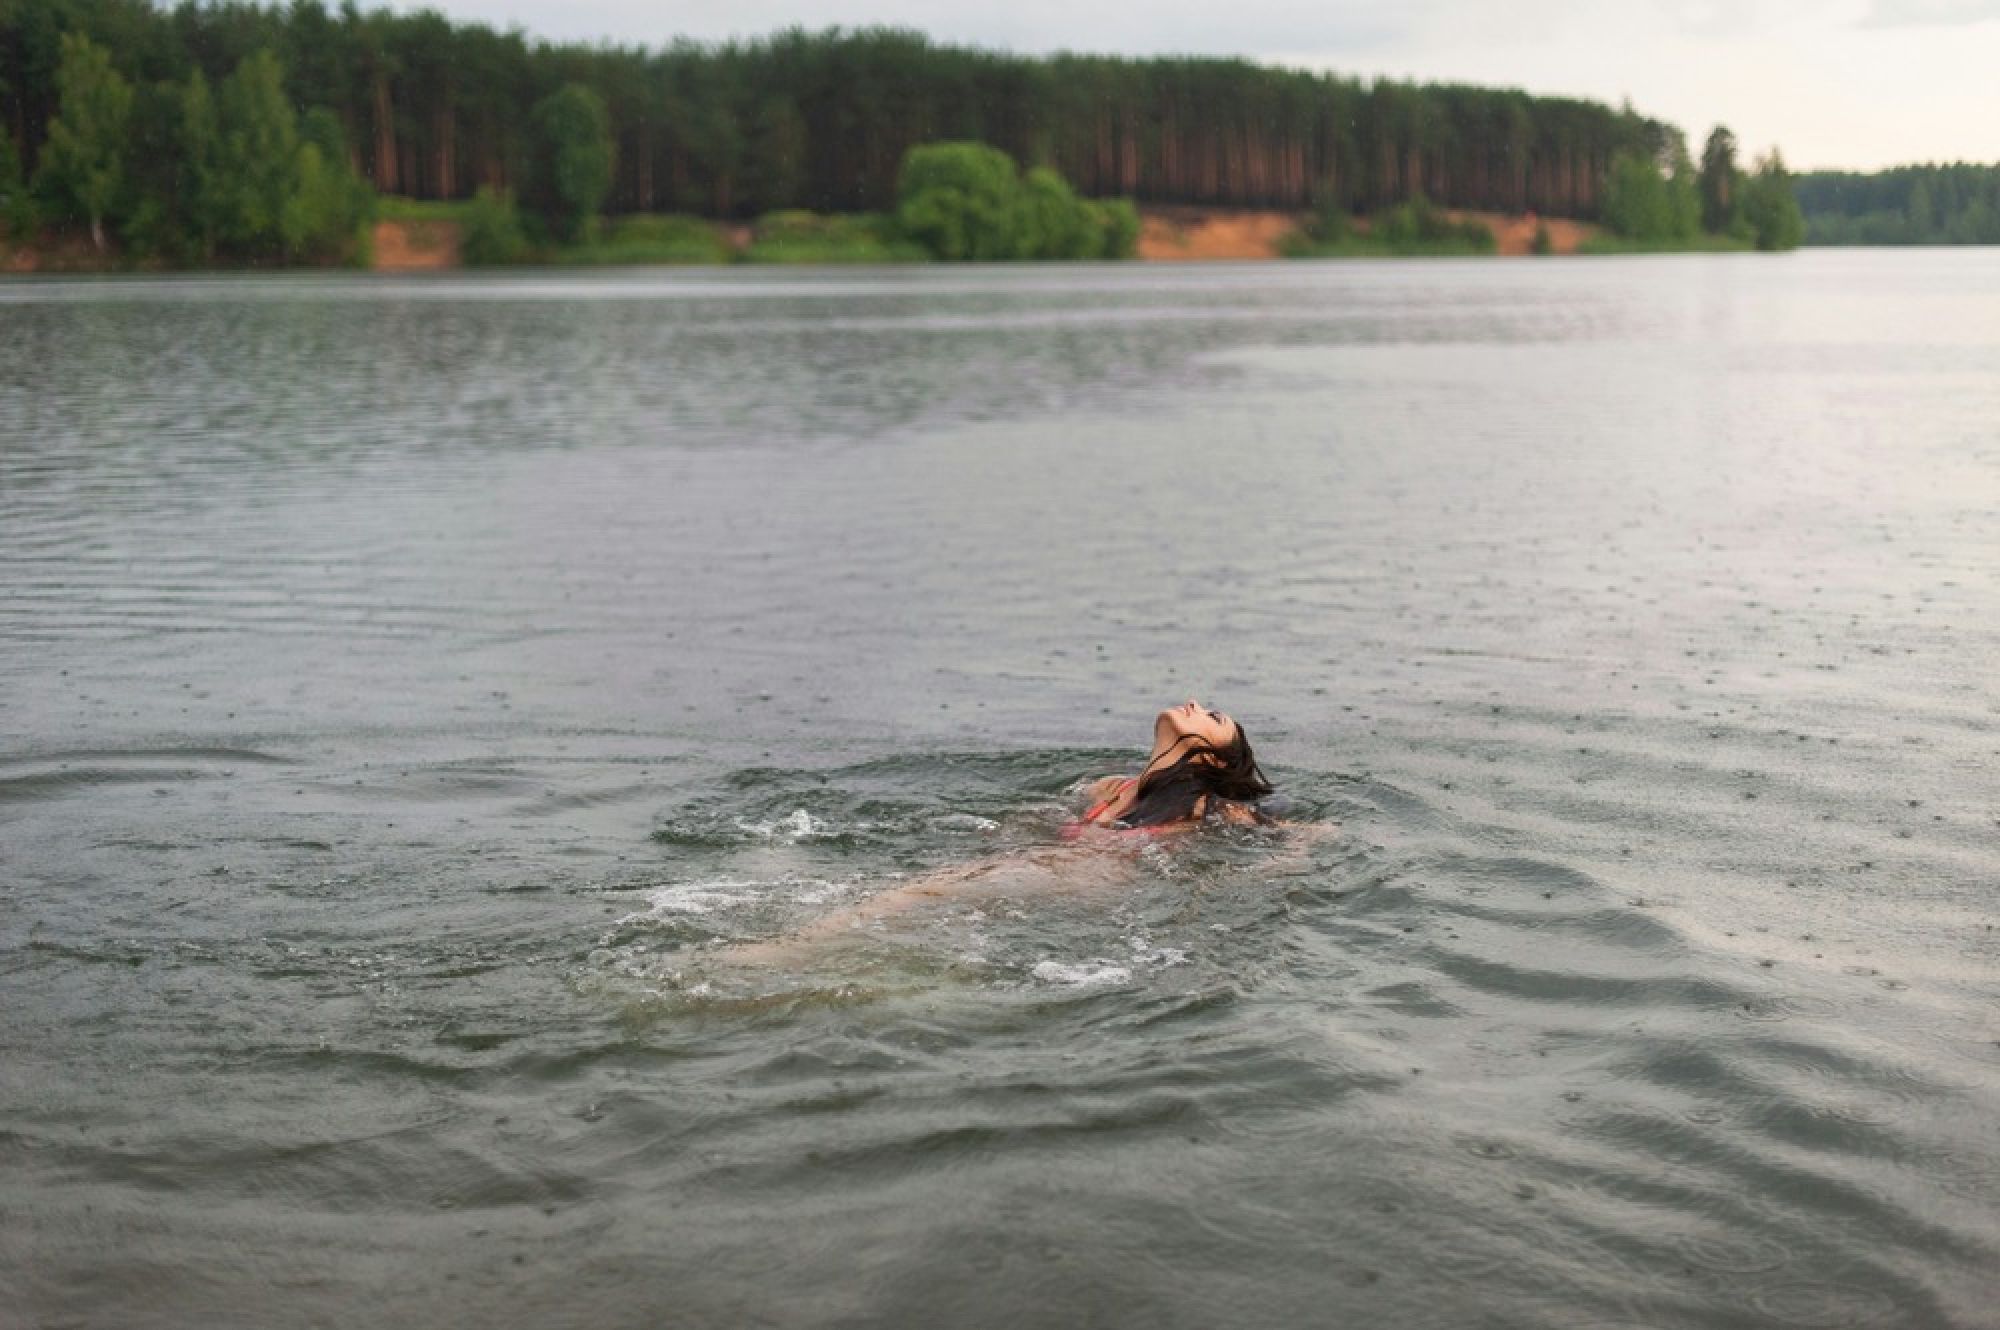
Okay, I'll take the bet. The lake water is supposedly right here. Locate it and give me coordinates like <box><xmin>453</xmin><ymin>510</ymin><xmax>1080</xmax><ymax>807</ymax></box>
<box><xmin>2</xmin><ymin>253</ymin><xmax>1996</xmax><ymax>1328</ymax></box>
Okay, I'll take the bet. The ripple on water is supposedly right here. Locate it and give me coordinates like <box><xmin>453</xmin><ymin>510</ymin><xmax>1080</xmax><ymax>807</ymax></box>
<box><xmin>1361</xmin><ymin>979</ymin><xmax>1465</xmax><ymax>1019</ymax></box>
<box><xmin>1921</xmin><ymin>1146</ymin><xmax>2000</xmax><ymax>1205</ymax></box>
<box><xmin>1748</xmin><ymin>1282</ymin><xmax>1897</xmax><ymax>1327</ymax></box>
<box><xmin>1455</xmin><ymin>1135</ymin><xmax>1519</xmax><ymax>1161</ymax></box>
<box><xmin>0</xmin><ymin>764</ymin><xmax>231</xmax><ymax>802</ymax></box>
<box><xmin>1733</xmin><ymin>993</ymin><xmax>1844</xmax><ymax>1023</ymax></box>
<box><xmin>1734</xmin><ymin>1034</ymin><xmax>1947</xmax><ymax>1108</ymax></box>
<box><xmin>1670</xmin><ymin>1228</ymin><xmax>1795</xmax><ymax>1276</ymax></box>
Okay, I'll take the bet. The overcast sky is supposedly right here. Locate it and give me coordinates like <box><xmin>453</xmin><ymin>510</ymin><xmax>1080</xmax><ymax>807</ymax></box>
<box><xmin>390</xmin><ymin>0</ymin><xmax>1997</xmax><ymax>171</ymax></box>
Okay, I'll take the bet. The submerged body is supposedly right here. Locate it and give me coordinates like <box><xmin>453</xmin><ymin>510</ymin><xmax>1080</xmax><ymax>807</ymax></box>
<box><xmin>722</xmin><ymin>701</ymin><xmax>1331</xmax><ymax>966</ymax></box>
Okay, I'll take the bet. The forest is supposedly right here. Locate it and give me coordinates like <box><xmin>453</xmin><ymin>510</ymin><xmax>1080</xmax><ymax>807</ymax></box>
<box><xmin>1</xmin><ymin>1</ymin><xmax>1698</xmax><ymax>238</ymax></box>
<box><xmin>1794</xmin><ymin>162</ymin><xmax>2000</xmax><ymax>246</ymax></box>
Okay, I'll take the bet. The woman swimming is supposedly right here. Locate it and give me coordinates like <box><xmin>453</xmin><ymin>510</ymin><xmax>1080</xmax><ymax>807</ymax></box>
<box><xmin>1070</xmin><ymin>698</ymin><xmax>1275</xmax><ymax>832</ymax></box>
<box><xmin>720</xmin><ymin>700</ymin><xmax>1328</xmax><ymax>966</ymax></box>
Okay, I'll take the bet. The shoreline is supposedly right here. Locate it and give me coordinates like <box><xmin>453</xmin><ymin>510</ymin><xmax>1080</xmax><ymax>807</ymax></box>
<box><xmin>1</xmin><ymin>207</ymin><xmax>1620</xmax><ymax>273</ymax></box>
<box><xmin>373</xmin><ymin>206</ymin><xmax>1608</xmax><ymax>269</ymax></box>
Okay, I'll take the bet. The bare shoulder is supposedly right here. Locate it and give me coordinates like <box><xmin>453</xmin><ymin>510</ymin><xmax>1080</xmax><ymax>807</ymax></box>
<box><xmin>1084</xmin><ymin>774</ymin><xmax>1130</xmax><ymax>804</ymax></box>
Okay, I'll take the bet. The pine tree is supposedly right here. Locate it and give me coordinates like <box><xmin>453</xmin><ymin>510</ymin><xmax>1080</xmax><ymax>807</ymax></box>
<box><xmin>1699</xmin><ymin>126</ymin><xmax>1739</xmax><ymax>235</ymax></box>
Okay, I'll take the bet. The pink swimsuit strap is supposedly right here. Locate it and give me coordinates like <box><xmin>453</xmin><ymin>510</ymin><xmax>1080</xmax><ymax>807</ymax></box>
<box><xmin>1065</xmin><ymin>779</ymin><xmax>1165</xmax><ymax>838</ymax></box>
<box><xmin>1079</xmin><ymin>777</ymin><xmax>1135</xmax><ymax>824</ymax></box>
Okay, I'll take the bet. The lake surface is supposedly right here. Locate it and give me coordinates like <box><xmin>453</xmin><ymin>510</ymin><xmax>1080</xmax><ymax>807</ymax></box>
<box><xmin>2</xmin><ymin>253</ymin><xmax>1996</xmax><ymax>1328</ymax></box>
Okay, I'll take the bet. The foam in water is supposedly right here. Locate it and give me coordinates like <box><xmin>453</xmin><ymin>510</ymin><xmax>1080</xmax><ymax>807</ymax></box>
<box><xmin>619</xmin><ymin>878</ymin><xmax>761</xmax><ymax>918</ymax></box>
<box><xmin>1126</xmin><ymin>933</ymin><xmax>1190</xmax><ymax>968</ymax></box>
<box><xmin>1031</xmin><ymin>960</ymin><xmax>1134</xmax><ymax>987</ymax></box>
<box><xmin>619</xmin><ymin>874</ymin><xmax>851</xmax><ymax>921</ymax></box>
<box><xmin>933</xmin><ymin>812</ymin><xmax>1000</xmax><ymax>833</ymax></box>
<box><xmin>733</xmin><ymin>808</ymin><xmax>838</xmax><ymax>840</ymax></box>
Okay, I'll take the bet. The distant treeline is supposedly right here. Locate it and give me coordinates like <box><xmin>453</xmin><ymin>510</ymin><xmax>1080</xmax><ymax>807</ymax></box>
<box><xmin>1794</xmin><ymin>162</ymin><xmax>2000</xmax><ymax>246</ymax></box>
<box><xmin>3</xmin><ymin>0</ymin><xmax>1688</xmax><ymax>225</ymax></box>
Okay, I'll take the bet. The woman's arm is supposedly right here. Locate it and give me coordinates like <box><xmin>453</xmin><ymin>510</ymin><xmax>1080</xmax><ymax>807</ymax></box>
<box><xmin>717</xmin><ymin>844</ymin><xmax>1134</xmax><ymax>967</ymax></box>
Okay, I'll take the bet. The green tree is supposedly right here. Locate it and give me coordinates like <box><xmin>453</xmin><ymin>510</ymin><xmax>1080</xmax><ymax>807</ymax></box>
<box><xmin>1367</xmin><ymin>192</ymin><xmax>1495</xmax><ymax>251</ymax></box>
<box><xmin>1601</xmin><ymin>152</ymin><xmax>1670</xmax><ymax>239</ymax></box>
<box><xmin>0</xmin><ymin>132</ymin><xmax>36</xmax><ymax>241</ymax></box>
<box><xmin>896</xmin><ymin>140</ymin><xmax>1024</xmax><ymax>259</ymax></box>
<box><xmin>1665</xmin><ymin>141</ymin><xmax>1702</xmax><ymax>239</ymax></box>
<box><xmin>741</xmin><ymin>95</ymin><xmax>807</xmax><ymax>215</ymax></box>
<box><xmin>284</xmin><ymin>109</ymin><xmax>373</xmax><ymax>261</ymax></box>
<box><xmin>37</xmin><ymin>33</ymin><xmax>131</xmax><ymax>251</ymax></box>
<box><xmin>1739</xmin><ymin>151</ymin><xmax>1803</xmax><ymax>251</ymax></box>
<box><xmin>0</xmin><ymin>11</ymin><xmax>1741</xmax><ymax>261</ymax></box>
<box><xmin>532</xmin><ymin>83</ymin><xmax>614</xmax><ymax>241</ymax></box>
<box><xmin>1601</xmin><ymin>148</ymin><xmax>1699</xmax><ymax>242</ymax></box>
<box><xmin>178</xmin><ymin>71</ymin><xmax>225</xmax><ymax>259</ymax></box>
<box><xmin>1905</xmin><ymin>177</ymin><xmax>1935</xmax><ymax>233</ymax></box>
<box><xmin>1699</xmin><ymin>126</ymin><xmax>1739</xmax><ymax>234</ymax></box>
<box><xmin>216</xmin><ymin>50</ymin><xmax>302</xmax><ymax>256</ymax></box>
<box><xmin>1794</xmin><ymin>163</ymin><xmax>2000</xmax><ymax>246</ymax></box>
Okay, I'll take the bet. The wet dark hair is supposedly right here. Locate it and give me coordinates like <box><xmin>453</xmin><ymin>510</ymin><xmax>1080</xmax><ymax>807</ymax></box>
<box><xmin>1117</xmin><ymin>725</ymin><xmax>1276</xmax><ymax>829</ymax></box>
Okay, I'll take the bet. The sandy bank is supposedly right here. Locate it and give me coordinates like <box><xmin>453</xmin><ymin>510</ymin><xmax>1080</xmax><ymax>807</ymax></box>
<box><xmin>372</xmin><ymin>219</ymin><xmax>459</xmax><ymax>270</ymax></box>
<box><xmin>1467</xmin><ymin>212</ymin><xmax>1600</xmax><ymax>256</ymax></box>
<box><xmin>354</xmin><ymin>208</ymin><xmax>1599</xmax><ymax>269</ymax></box>
<box><xmin>1136</xmin><ymin>205</ymin><xmax>1603</xmax><ymax>259</ymax></box>
<box><xmin>1138</xmin><ymin>207</ymin><xmax>1302</xmax><ymax>260</ymax></box>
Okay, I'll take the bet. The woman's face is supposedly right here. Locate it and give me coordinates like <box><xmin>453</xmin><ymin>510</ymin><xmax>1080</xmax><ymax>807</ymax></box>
<box><xmin>1154</xmin><ymin>698</ymin><xmax>1240</xmax><ymax>753</ymax></box>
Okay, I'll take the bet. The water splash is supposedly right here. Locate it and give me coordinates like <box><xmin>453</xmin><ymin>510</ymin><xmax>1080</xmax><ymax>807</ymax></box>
<box><xmin>733</xmin><ymin>808</ymin><xmax>839</xmax><ymax>841</ymax></box>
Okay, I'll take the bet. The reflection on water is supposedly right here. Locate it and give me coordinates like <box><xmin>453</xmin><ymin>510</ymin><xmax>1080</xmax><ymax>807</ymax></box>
<box><xmin>3</xmin><ymin>254</ymin><xmax>1997</xmax><ymax>1328</ymax></box>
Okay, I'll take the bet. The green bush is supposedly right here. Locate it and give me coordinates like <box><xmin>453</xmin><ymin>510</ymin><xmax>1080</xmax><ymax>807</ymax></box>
<box><xmin>375</xmin><ymin>196</ymin><xmax>475</xmax><ymax>223</ymax></box>
<box><xmin>1372</xmin><ymin>195</ymin><xmax>1496</xmax><ymax>253</ymax></box>
<box><xmin>557</xmin><ymin>213</ymin><xmax>732</xmax><ymax>264</ymax></box>
<box><xmin>896</xmin><ymin>141</ymin><xmax>1024</xmax><ymax>260</ymax></box>
<box><xmin>1018</xmin><ymin>167</ymin><xmax>1096</xmax><ymax>258</ymax></box>
<box><xmin>1283</xmin><ymin>194</ymin><xmax>1495</xmax><ymax>258</ymax></box>
<box><xmin>1303</xmin><ymin>196</ymin><xmax>1353</xmax><ymax>246</ymax></box>
<box><xmin>896</xmin><ymin>141</ymin><xmax>1137</xmax><ymax>261</ymax></box>
<box><xmin>459</xmin><ymin>186</ymin><xmax>530</xmax><ymax>265</ymax></box>
<box><xmin>743</xmin><ymin>210</ymin><xmax>925</xmax><ymax>263</ymax></box>
<box><xmin>1090</xmin><ymin>197</ymin><xmax>1141</xmax><ymax>258</ymax></box>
